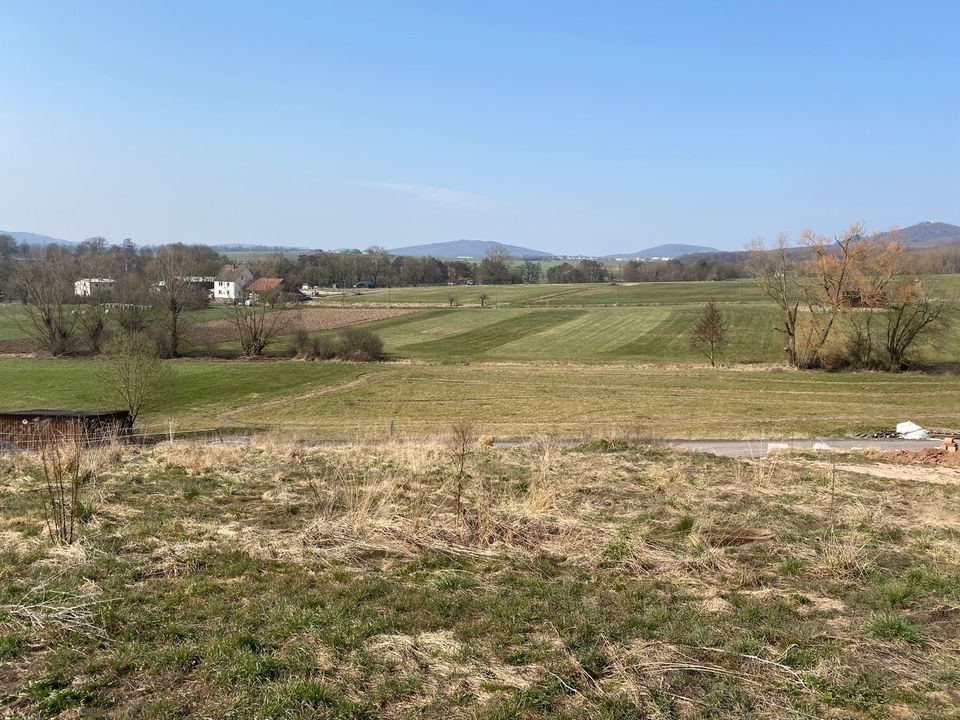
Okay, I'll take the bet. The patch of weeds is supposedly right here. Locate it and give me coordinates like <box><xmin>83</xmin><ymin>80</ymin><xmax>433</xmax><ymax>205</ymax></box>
<box><xmin>868</xmin><ymin>580</ymin><xmax>918</xmax><ymax>609</ymax></box>
<box><xmin>0</xmin><ymin>632</ymin><xmax>26</xmax><ymax>660</ymax></box>
<box><xmin>513</xmin><ymin>675</ymin><xmax>568</xmax><ymax>711</ymax></box>
<box><xmin>778</xmin><ymin>556</ymin><xmax>804</xmax><ymax>575</ymax></box>
<box><xmin>432</xmin><ymin>572</ymin><xmax>478</xmax><ymax>592</ymax></box>
<box><xmin>572</xmin><ymin>439</ymin><xmax>631</xmax><ymax>453</ymax></box>
<box><xmin>866</xmin><ymin>612</ymin><xmax>921</xmax><ymax>643</ymax></box>
<box><xmin>222</xmin><ymin>650</ymin><xmax>289</xmax><ymax>685</ymax></box>
<box><xmin>157</xmin><ymin>645</ymin><xmax>202</xmax><ymax>672</ymax></box>
<box><xmin>257</xmin><ymin>680</ymin><xmax>339</xmax><ymax>718</ymax></box>
<box><xmin>809</xmin><ymin>673</ymin><xmax>887</xmax><ymax>712</ymax></box>
<box><xmin>595</xmin><ymin>695</ymin><xmax>649</xmax><ymax>719</ymax></box>
<box><xmin>24</xmin><ymin>674</ymin><xmax>104</xmax><ymax>717</ymax></box>
<box><xmin>670</xmin><ymin>515</ymin><xmax>695</xmax><ymax>535</ymax></box>
<box><xmin>599</xmin><ymin>537</ymin><xmax>633</xmax><ymax>569</ymax></box>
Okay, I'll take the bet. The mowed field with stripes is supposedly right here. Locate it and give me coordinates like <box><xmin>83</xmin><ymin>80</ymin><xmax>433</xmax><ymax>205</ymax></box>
<box><xmin>1</xmin><ymin>276</ymin><xmax>959</xmax><ymax>439</ymax></box>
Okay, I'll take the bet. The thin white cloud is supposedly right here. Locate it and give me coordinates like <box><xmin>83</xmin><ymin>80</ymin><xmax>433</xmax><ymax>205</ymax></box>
<box><xmin>364</xmin><ymin>181</ymin><xmax>489</xmax><ymax>208</ymax></box>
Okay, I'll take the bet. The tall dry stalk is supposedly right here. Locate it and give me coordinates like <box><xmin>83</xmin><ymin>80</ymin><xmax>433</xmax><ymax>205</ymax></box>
<box><xmin>448</xmin><ymin>421</ymin><xmax>475</xmax><ymax>523</ymax></box>
<box><xmin>35</xmin><ymin>428</ymin><xmax>92</xmax><ymax>545</ymax></box>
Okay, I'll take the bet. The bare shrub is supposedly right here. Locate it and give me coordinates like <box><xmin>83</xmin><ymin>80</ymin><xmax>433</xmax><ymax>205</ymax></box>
<box><xmin>448</xmin><ymin>421</ymin><xmax>475</xmax><ymax>522</ymax></box>
<box><xmin>95</xmin><ymin>332</ymin><xmax>169</xmax><ymax>425</ymax></box>
<box><xmin>232</xmin><ymin>301</ymin><xmax>297</xmax><ymax>358</ymax></box>
<box><xmin>34</xmin><ymin>430</ymin><xmax>94</xmax><ymax>545</ymax></box>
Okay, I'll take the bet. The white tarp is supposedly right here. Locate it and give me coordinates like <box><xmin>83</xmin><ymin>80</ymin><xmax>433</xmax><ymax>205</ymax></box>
<box><xmin>896</xmin><ymin>421</ymin><xmax>929</xmax><ymax>440</ymax></box>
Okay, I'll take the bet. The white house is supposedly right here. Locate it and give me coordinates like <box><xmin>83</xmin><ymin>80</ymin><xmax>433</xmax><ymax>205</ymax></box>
<box><xmin>74</xmin><ymin>278</ymin><xmax>116</xmax><ymax>297</ymax></box>
<box><xmin>213</xmin><ymin>263</ymin><xmax>254</xmax><ymax>301</ymax></box>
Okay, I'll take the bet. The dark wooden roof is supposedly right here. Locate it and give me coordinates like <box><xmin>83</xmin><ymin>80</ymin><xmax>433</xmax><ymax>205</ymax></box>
<box><xmin>0</xmin><ymin>409</ymin><xmax>130</xmax><ymax>419</ymax></box>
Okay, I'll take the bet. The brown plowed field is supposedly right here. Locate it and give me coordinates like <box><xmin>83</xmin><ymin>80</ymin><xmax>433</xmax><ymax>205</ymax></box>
<box><xmin>184</xmin><ymin>306</ymin><xmax>418</xmax><ymax>346</ymax></box>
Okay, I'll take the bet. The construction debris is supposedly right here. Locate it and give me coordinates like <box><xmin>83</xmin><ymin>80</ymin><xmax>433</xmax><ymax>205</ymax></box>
<box><xmin>896</xmin><ymin>421</ymin><xmax>929</xmax><ymax>440</ymax></box>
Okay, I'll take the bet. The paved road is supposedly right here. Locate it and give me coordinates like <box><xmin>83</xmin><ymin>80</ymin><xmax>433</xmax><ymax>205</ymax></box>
<box><xmin>667</xmin><ymin>438</ymin><xmax>944</xmax><ymax>459</ymax></box>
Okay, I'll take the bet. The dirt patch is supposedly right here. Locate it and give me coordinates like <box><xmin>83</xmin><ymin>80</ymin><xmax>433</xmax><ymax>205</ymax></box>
<box><xmin>872</xmin><ymin>448</ymin><xmax>960</xmax><ymax>469</ymax></box>
<box><xmin>0</xmin><ymin>339</ymin><xmax>36</xmax><ymax>354</ymax></box>
<box><xmin>184</xmin><ymin>307</ymin><xmax>418</xmax><ymax>346</ymax></box>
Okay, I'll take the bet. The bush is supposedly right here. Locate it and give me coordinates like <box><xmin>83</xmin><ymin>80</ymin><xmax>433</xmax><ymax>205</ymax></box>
<box><xmin>293</xmin><ymin>329</ymin><xmax>384</xmax><ymax>362</ymax></box>
<box><xmin>336</xmin><ymin>328</ymin><xmax>384</xmax><ymax>361</ymax></box>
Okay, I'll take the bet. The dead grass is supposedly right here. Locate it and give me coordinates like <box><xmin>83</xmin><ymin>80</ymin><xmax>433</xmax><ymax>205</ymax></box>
<box><xmin>1</xmin><ymin>438</ymin><xmax>958</xmax><ymax>718</ymax></box>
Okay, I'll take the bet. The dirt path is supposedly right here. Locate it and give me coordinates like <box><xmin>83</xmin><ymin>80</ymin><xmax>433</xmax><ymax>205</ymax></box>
<box><xmin>215</xmin><ymin>369</ymin><xmax>391</xmax><ymax>422</ymax></box>
<box><xmin>667</xmin><ymin>438</ymin><xmax>944</xmax><ymax>458</ymax></box>
<box><xmin>796</xmin><ymin>459</ymin><xmax>960</xmax><ymax>486</ymax></box>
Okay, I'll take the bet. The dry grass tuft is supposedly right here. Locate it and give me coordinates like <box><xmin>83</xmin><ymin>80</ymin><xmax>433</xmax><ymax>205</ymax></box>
<box><xmin>152</xmin><ymin>440</ymin><xmax>253</xmax><ymax>475</ymax></box>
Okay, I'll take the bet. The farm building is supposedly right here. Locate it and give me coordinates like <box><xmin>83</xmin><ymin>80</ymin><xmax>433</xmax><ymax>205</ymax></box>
<box><xmin>214</xmin><ymin>263</ymin><xmax>254</xmax><ymax>301</ymax></box>
<box><xmin>0</xmin><ymin>410</ymin><xmax>132</xmax><ymax>449</ymax></box>
<box><xmin>245</xmin><ymin>277</ymin><xmax>285</xmax><ymax>303</ymax></box>
<box><xmin>74</xmin><ymin>278</ymin><xmax>116</xmax><ymax>297</ymax></box>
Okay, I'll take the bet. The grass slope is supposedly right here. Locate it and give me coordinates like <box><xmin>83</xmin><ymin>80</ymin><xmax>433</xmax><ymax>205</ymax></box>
<box><xmin>1</xmin><ymin>441</ymin><xmax>957</xmax><ymax>718</ymax></box>
<box><xmin>0</xmin><ymin>358</ymin><xmax>367</xmax><ymax>427</ymax></box>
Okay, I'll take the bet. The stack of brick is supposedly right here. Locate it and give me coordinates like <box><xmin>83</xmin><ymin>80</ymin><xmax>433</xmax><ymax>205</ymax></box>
<box><xmin>941</xmin><ymin>438</ymin><xmax>958</xmax><ymax>454</ymax></box>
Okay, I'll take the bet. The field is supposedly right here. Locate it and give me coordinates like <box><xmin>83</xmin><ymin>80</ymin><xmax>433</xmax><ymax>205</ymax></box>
<box><xmin>0</xmin><ymin>275</ymin><xmax>958</xmax><ymax>439</ymax></box>
<box><xmin>2</xmin><ymin>439</ymin><xmax>959</xmax><ymax>718</ymax></box>
<box><xmin>312</xmin><ymin>279</ymin><xmax>769</xmax><ymax>307</ymax></box>
<box><xmin>1</xmin><ymin>358</ymin><xmax>959</xmax><ymax>440</ymax></box>
<box><xmin>313</xmin><ymin>275</ymin><xmax>960</xmax><ymax>308</ymax></box>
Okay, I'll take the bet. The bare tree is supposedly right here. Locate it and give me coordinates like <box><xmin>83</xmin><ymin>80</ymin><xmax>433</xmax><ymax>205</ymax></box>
<box><xmin>476</xmin><ymin>245</ymin><xmax>512</xmax><ymax>285</ymax></box>
<box><xmin>149</xmin><ymin>246</ymin><xmax>208</xmax><ymax>357</ymax></box>
<box><xmin>75</xmin><ymin>298</ymin><xmax>108</xmax><ymax>354</ymax></box>
<box><xmin>14</xmin><ymin>252</ymin><xmax>80</xmax><ymax>356</ymax></box>
<box><xmin>231</xmin><ymin>290</ymin><xmax>297</xmax><ymax>358</ymax></box>
<box><xmin>111</xmin><ymin>276</ymin><xmax>157</xmax><ymax>334</ymax></box>
<box><xmin>750</xmin><ymin>226</ymin><xmax>910</xmax><ymax>369</ymax></box>
<box><xmin>882</xmin><ymin>283</ymin><xmax>948</xmax><ymax>370</ymax></box>
<box><xmin>690</xmin><ymin>299</ymin><xmax>729</xmax><ymax>367</ymax></box>
<box><xmin>748</xmin><ymin>235</ymin><xmax>800</xmax><ymax>366</ymax></box>
<box><xmin>95</xmin><ymin>332</ymin><xmax>170</xmax><ymax>425</ymax></box>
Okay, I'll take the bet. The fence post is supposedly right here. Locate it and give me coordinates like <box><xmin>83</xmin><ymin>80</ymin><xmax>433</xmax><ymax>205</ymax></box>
<box><xmin>168</xmin><ymin>420</ymin><xmax>175</xmax><ymax>443</ymax></box>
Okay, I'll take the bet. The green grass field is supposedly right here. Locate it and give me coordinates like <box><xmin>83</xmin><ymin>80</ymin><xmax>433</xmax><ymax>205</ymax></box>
<box><xmin>314</xmin><ymin>279</ymin><xmax>770</xmax><ymax>307</ymax></box>
<box><xmin>314</xmin><ymin>275</ymin><xmax>960</xmax><ymax>308</ymax></box>
<box><xmin>1</xmin><ymin>357</ymin><xmax>957</xmax><ymax>439</ymax></box>
<box><xmin>1</xmin><ymin>274</ymin><xmax>958</xmax><ymax>441</ymax></box>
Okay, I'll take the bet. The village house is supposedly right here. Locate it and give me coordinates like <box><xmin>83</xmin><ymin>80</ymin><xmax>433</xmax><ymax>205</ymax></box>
<box><xmin>74</xmin><ymin>278</ymin><xmax>116</xmax><ymax>297</ymax></box>
<box><xmin>213</xmin><ymin>263</ymin><xmax>254</xmax><ymax>301</ymax></box>
<box><xmin>245</xmin><ymin>277</ymin><xmax>284</xmax><ymax>304</ymax></box>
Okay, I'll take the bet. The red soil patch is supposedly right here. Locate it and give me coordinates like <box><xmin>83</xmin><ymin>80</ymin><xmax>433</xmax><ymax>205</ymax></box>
<box><xmin>872</xmin><ymin>448</ymin><xmax>960</xmax><ymax>468</ymax></box>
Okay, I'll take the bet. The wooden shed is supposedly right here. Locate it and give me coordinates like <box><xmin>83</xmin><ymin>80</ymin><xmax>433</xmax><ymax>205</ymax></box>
<box><xmin>0</xmin><ymin>410</ymin><xmax>132</xmax><ymax>449</ymax></box>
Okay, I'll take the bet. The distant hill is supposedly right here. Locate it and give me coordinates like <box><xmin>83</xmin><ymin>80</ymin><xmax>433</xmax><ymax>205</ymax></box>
<box><xmin>606</xmin><ymin>243</ymin><xmax>719</xmax><ymax>259</ymax></box>
<box><xmin>0</xmin><ymin>230</ymin><xmax>76</xmax><ymax>247</ymax></box>
<box><xmin>387</xmin><ymin>239</ymin><xmax>555</xmax><ymax>259</ymax></box>
<box><xmin>875</xmin><ymin>221</ymin><xmax>960</xmax><ymax>248</ymax></box>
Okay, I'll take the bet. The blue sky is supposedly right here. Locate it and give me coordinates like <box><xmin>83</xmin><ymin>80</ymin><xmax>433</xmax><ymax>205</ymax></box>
<box><xmin>1</xmin><ymin>1</ymin><xmax>958</xmax><ymax>254</ymax></box>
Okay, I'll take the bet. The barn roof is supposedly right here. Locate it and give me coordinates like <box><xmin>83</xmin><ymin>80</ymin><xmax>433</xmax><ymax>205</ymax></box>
<box><xmin>248</xmin><ymin>277</ymin><xmax>284</xmax><ymax>293</ymax></box>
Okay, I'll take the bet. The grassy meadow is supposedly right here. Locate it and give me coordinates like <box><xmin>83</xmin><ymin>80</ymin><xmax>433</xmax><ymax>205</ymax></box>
<box><xmin>0</xmin><ymin>274</ymin><xmax>958</xmax><ymax>439</ymax></box>
<box><xmin>2</xmin><ymin>439</ymin><xmax>958</xmax><ymax>718</ymax></box>
<box><xmin>1</xmin><ymin>357</ymin><xmax>959</xmax><ymax>440</ymax></box>
<box><xmin>311</xmin><ymin>275</ymin><xmax>960</xmax><ymax>308</ymax></box>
